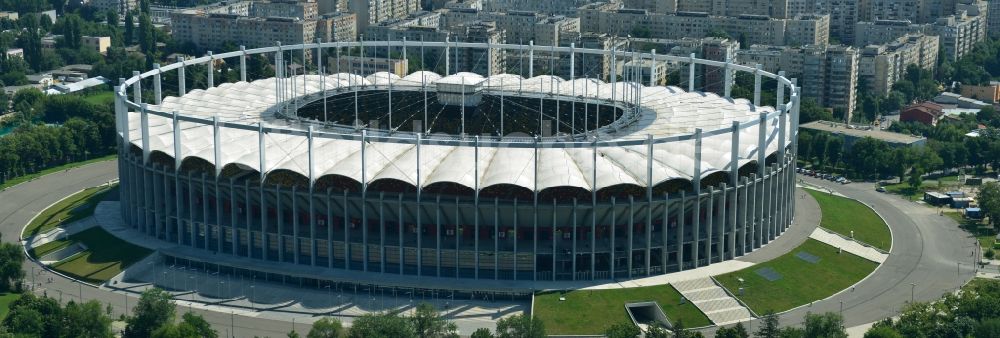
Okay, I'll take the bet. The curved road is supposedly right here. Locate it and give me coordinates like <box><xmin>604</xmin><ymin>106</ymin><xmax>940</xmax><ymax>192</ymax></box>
<box><xmin>0</xmin><ymin>160</ymin><xmax>305</xmax><ymax>337</ymax></box>
<box><xmin>711</xmin><ymin>176</ymin><xmax>977</xmax><ymax>334</ymax></box>
<box><xmin>0</xmin><ymin>163</ymin><xmax>979</xmax><ymax>337</ymax></box>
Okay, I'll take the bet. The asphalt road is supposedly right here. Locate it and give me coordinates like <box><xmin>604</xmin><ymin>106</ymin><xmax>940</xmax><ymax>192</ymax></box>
<box><xmin>0</xmin><ymin>160</ymin><xmax>306</xmax><ymax>338</ymax></box>
<box><xmin>702</xmin><ymin>176</ymin><xmax>978</xmax><ymax>335</ymax></box>
<box><xmin>0</xmin><ymin>162</ymin><xmax>979</xmax><ymax>337</ymax></box>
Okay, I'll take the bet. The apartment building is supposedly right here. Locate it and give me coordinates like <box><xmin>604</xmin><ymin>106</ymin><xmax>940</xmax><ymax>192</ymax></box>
<box><xmin>577</xmin><ymin>4</ymin><xmax>827</xmax><ymax>47</ymax></box>
<box><xmin>440</xmin><ymin>9</ymin><xmax>579</xmax><ymax>46</ymax></box>
<box><xmin>316</xmin><ymin>12</ymin><xmax>358</xmax><ymax>43</ymax></box>
<box><xmin>333</xmin><ymin>55</ymin><xmax>409</xmax><ymax>76</ymax></box>
<box><xmin>483</xmin><ymin>0</ymin><xmax>593</xmax><ymax>16</ymax></box>
<box><xmin>452</xmin><ymin>21</ymin><xmax>505</xmax><ymax>75</ymax></box>
<box><xmin>990</xmin><ymin>0</ymin><xmax>1000</xmax><ymax>38</ymax></box>
<box><xmin>171</xmin><ymin>1</ymin><xmax>358</xmax><ymax>52</ymax></box>
<box><xmin>787</xmin><ymin>14</ymin><xmax>831</xmax><ymax>46</ymax></box>
<box><xmin>347</xmin><ymin>0</ymin><xmax>422</xmax><ymax>31</ymax></box>
<box><xmin>737</xmin><ymin>44</ymin><xmax>859</xmax><ymax>120</ymax></box>
<box><xmin>648</xmin><ymin>37</ymin><xmax>740</xmax><ymax>93</ymax></box>
<box><xmin>673</xmin><ymin>0</ymin><xmax>789</xmax><ymax>18</ymax></box>
<box><xmin>784</xmin><ymin>0</ymin><xmax>859</xmax><ymax>44</ymax></box>
<box><xmin>90</xmin><ymin>0</ymin><xmax>137</xmax><ymax>17</ymax></box>
<box><xmin>927</xmin><ymin>3</ymin><xmax>989</xmax><ymax>60</ymax></box>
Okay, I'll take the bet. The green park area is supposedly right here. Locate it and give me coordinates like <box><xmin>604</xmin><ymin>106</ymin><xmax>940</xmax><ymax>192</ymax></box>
<box><xmin>882</xmin><ymin>175</ymin><xmax>963</xmax><ymax>201</ymax></box>
<box><xmin>716</xmin><ymin>239</ymin><xmax>878</xmax><ymax>314</ymax></box>
<box><xmin>25</xmin><ymin>184</ymin><xmax>152</xmax><ymax>284</ymax></box>
<box><xmin>533</xmin><ymin>284</ymin><xmax>711</xmax><ymax>335</ymax></box>
<box><xmin>0</xmin><ymin>293</ymin><xmax>19</xmax><ymax>320</ymax></box>
<box><xmin>806</xmin><ymin>189</ymin><xmax>892</xmax><ymax>251</ymax></box>
<box><xmin>22</xmin><ymin>184</ymin><xmax>117</xmax><ymax>238</ymax></box>
<box><xmin>41</xmin><ymin>227</ymin><xmax>152</xmax><ymax>284</ymax></box>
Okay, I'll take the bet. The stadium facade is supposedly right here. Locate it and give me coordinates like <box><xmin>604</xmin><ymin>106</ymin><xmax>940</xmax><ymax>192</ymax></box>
<box><xmin>114</xmin><ymin>41</ymin><xmax>800</xmax><ymax>292</ymax></box>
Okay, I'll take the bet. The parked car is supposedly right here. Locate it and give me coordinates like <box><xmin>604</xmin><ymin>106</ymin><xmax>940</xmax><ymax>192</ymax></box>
<box><xmin>876</xmin><ymin>186</ymin><xmax>886</xmax><ymax>192</ymax></box>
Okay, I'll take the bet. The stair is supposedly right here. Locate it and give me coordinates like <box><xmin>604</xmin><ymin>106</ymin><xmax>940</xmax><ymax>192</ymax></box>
<box><xmin>672</xmin><ymin>277</ymin><xmax>753</xmax><ymax>326</ymax></box>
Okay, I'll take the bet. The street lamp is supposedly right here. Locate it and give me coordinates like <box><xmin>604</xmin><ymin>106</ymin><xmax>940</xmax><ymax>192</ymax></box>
<box><xmin>250</xmin><ymin>285</ymin><xmax>255</xmax><ymax>311</ymax></box>
<box><xmin>910</xmin><ymin>283</ymin><xmax>916</xmax><ymax>303</ymax></box>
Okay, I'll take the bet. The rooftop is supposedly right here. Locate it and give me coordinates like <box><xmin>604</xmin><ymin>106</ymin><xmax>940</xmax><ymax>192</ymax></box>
<box><xmin>801</xmin><ymin>121</ymin><xmax>925</xmax><ymax>145</ymax></box>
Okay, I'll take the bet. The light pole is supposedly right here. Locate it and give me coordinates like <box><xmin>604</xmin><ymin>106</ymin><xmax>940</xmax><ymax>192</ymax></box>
<box><xmin>78</xmin><ymin>282</ymin><xmax>82</xmax><ymax>302</ymax></box>
<box><xmin>231</xmin><ymin>310</ymin><xmax>235</xmax><ymax>338</ymax></box>
<box><xmin>910</xmin><ymin>283</ymin><xmax>916</xmax><ymax>303</ymax></box>
<box><xmin>250</xmin><ymin>285</ymin><xmax>255</xmax><ymax>311</ymax></box>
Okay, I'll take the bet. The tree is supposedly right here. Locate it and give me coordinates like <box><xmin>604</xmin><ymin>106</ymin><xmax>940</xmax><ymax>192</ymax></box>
<box><xmin>105</xmin><ymin>10</ymin><xmax>119</xmax><ymax>26</ymax></box>
<box><xmin>0</xmin><ymin>241</ymin><xmax>24</xmax><ymax>292</ymax></box>
<box><xmin>975</xmin><ymin>318</ymin><xmax>1000</xmax><ymax>338</ymax></box>
<box><xmin>411</xmin><ymin>303</ymin><xmax>458</xmax><ymax>338</ymax></box>
<box><xmin>124</xmin><ymin>12</ymin><xmax>134</xmax><ymax>45</ymax></box>
<box><xmin>979</xmin><ymin>182</ymin><xmax>1000</xmax><ymax>227</ymax></box>
<box><xmin>3</xmin><ymin>293</ymin><xmax>63</xmax><ymax>337</ymax></box>
<box><xmin>307</xmin><ymin>317</ymin><xmax>343</xmax><ymax>338</ymax></box>
<box><xmin>755</xmin><ymin>311</ymin><xmax>780</xmax><ymax>338</ymax></box>
<box><xmin>124</xmin><ymin>288</ymin><xmax>175</xmax><ymax>338</ymax></box>
<box><xmin>863</xmin><ymin>326</ymin><xmax>902</xmax><ymax>338</ymax></box>
<box><xmin>801</xmin><ymin>312</ymin><xmax>847</xmax><ymax>338</ymax></box>
<box><xmin>604</xmin><ymin>322</ymin><xmax>641</xmax><ymax>338</ymax></box>
<box><xmin>62</xmin><ymin>300</ymin><xmax>114</xmax><ymax>338</ymax></box>
<box><xmin>138</xmin><ymin>13</ymin><xmax>155</xmax><ymax>55</ymax></box>
<box><xmin>716</xmin><ymin>323</ymin><xmax>750</xmax><ymax>338</ymax></box>
<box><xmin>348</xmin><ymin>312</ymin><xmax>416</xmax><ymax>338</ymax></box>
<box><xmin>470</xmin><ymin>328</ymin><xmax>494</xmax><ymax>338</ymax></box>
<box><xmin>17</xmin><ymin>15</ymin><xmax>42</xmax><ymax>72</ymax></box>
<box><xmin>494</xmin><ymin>314</ymin><xmax>545</xmax><ymax>338</ymax></box>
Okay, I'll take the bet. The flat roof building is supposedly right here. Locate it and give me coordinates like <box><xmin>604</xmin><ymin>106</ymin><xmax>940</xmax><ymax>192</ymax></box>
<box><xmin>800</xmin><ymin>120</ymin><xmax>927</xmax><ymax>147</ymax></box>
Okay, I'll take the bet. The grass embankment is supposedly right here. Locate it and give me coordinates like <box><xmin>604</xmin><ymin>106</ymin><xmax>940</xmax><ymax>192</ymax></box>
<box><xmin>48</xmin><ymin>227</ymin><xmax>152</xmax><ymax>284</ymax></box>
<box><xmin>0</xmin><ymin>155</ymin><xmax>115</xmax><ymax>192</ymax></box>
<box><xmin>22</xmin><ymin>184</ymin><xmax>117</xmax><ymax>238</ymax></box>
<box><xmin>806</xmin><ymin>189</ymin><xmax>892</xmax><ymax>251</ymax></box>
<box><xmin>533</xmin><ymin>284</ymin><xmax>711</xmax><ymax>335</ymax></box>
<box><xmin>79</xmin><ymin>91</ymin><xmax>114</xmax><ymax>106</ymax></box>
<box><xmin>715</xmin><ymin>239</ymin><xmax>878</xmax><ymax>314</ymax></box>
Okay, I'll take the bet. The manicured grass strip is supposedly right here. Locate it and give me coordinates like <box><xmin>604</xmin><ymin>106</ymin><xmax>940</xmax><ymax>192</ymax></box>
<box><xmin>28</xmin><ymin>239</ymin><xmax>73</xmax><ymax>259</ymax></box>
<box><xmin>79</xmin><ymin>91</ymin><xmax>114</xmax><ymax>106</ymax></box>
<box><xmin>533</xmin><ymin>284</ymin><xmax>710</xmax><ymax>335</ymax></box>
<box><xmin>50</xmin><ymin>227</ymin><xmax>152</xmax><ymax>284</ymax></box>
<box><xmin>716</xmin><ymin>239</ymin><xmax>878</xmax><ymax>314</ymax></box>
<box><xmin>0</xmin><ymin>154</ymin><xmax>115</xmax><ymax>191</ymax></box>
<box><xmin>22</xmin><ymin>184</ymin><xmax>117</xmax><ymax>238</ymax></box>
<box><xmin>0</xmin><ymin>293</ymin><xmax>21</xmax><ymax>321</ymax></box>
<box><xmin>806</xmin><ymin>189</ymin><xmax>891</xmax><ymax>251</ymax></box>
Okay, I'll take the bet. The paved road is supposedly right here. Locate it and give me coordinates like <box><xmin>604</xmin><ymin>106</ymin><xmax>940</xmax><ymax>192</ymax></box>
<box><xmin>704</xmin><ymin>176</ymin><xmax>977</xmax><ymax>335</ymax></box>
<box><xmin>0</xmin><ymin>160</ymin><xmax>305</xmax><ymax>337</ymax></box>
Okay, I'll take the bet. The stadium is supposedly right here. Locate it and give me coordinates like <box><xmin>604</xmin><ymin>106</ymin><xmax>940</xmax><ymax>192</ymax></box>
<box><xmin>114</xmin><ymin>41</ymin><xmax>800</xmax><ymax>294</ymax></box>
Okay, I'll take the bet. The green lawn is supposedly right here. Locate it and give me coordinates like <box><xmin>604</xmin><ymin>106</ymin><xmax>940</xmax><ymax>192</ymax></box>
<box><xmin>0</xmin><ymin>293</ymin><xmax>20</xmax><ymax>321</ymax></box>
<box><xmin>49</xmin><ymin>227</ymin><xmax>152</xmax><ymax>284</ymax></box>
<box><xmin>716</xmin><ymin>239</ymin><xmax>878</xmax><ymax>314</ymax></box>
<box><xmin>28</xmin><ymin>238</ymin><xmax>73</xmax><ymax>259</ymax></box>
<box><xmin>78</xmin><ymin>91</ymin><xmax>114</xmax><ymax>106</ymax></box>
<box><xmin>882</xmin><ymin>175</ymin><xmax>963</xmax><ymax>201</ymax></box>
<box><xmin>0</xmin><ymin>155</ymin><xmax>115</xmax><ymax>191</ymax></box>
<box><xmin>22</xmin><ymin>184</ymin><xmax>117</xmax><ymax>238</ymax></box>
<box><xmin>806</xmin><ymin>189</ymin><xmax>892</xmax><ymax>251</ymax></box>
<box><xmin>533</xmin><ymin>284</ymin><xmax>711</xmax><ymax>335</ymax></box>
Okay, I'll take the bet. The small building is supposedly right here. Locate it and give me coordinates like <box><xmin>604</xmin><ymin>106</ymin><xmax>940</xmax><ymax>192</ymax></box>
<box><xmin>82</xmin><ymin>36</ymin><xmax>111</xmax><ymax>54</ymax></box>
<box><xmin>951</xmin><ymin>197</ymin><xmax>973</xmax><ymax>209</ymax></box>
<box><xmin>25</xmin><ymin>73</ymin><xmax>53</xmax><ymax>87</ymax></box>
<box><xmin>0</xmin><ymin>11</ymin><xmax>18</xmax><ymax>21</ymax></box>
<box><xmin>966</xmin><ymin>207</ymin><xmax>983</xmax><ymax>219</ymax></box>
<box><xmin>967</xmin><ymin>177</ymin><xmax>983</xmax><ymax>185</ymax></box>
<box><xmin>900</xmin><ymin>102</ymin><xmax>944</xmax><ymax>126</ymax></box>
<box><xmin>44</xmin><ymin>76</ymin><xmax>108</xmax><ymax>95</ymax></box>
<box><xmin>4</xmin><ymin>48</ymin><xmax>23</xmax><ymax>59</ymax></box>
<box><xmin>332</xmin><ymin>55</ymin><xmax>409</xmax><ymax>78</ymax></box>
<box><xmin>800</xmin><ymin>121</ymin><xmax>926</xmax><ymax>148</ymax></box>
<box><xmin>960</xmin><ymin>82</ymin><xmax>1000</xmax><ymax>104</ymax></box>
<box><xmin>946</xmin><ymin>191</ymin><xmax>966</xmax><ymax>199</ymax></box>
<box><xmin>924</xmin><ymin>191</ymin><xmax>952</xmax><ymax>206</ymax></box>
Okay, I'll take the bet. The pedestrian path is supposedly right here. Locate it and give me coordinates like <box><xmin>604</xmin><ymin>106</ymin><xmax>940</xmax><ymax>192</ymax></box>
<box><xmin>672</xmin><ymin>277</ymin><xmax>752</xmax><ymax>326</ymax></box>
<box><xmin>808</xmin><ymin>228</ymin><xmax>888</xmax><ymax>263</ymax></box>
<box><xmin>24</xmin><ymin>216</ymin><xmax>98</xmax><ymax>249</ymax></box>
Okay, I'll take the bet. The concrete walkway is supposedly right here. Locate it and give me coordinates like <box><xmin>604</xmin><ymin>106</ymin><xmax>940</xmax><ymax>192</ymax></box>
<box><xmin>25</xmin><ymin>216</ymin><xmax>98</xmax><ymax>249</ymax></box>
<box><xmin>673</xmin><ymin>277</ymin><xmax>752</xmax><ymax>325</ymax></box>
<box><xmin>808</xmin><ymin>228</ymin><xmax>889</xmax><ymax>263</ymax></box>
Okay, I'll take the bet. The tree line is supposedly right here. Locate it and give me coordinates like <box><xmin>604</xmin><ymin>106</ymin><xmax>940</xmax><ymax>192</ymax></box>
<box><xmin>0</xmin><ymin>88</ymin><xmax>117</xmax><ymax>184</ymax></box>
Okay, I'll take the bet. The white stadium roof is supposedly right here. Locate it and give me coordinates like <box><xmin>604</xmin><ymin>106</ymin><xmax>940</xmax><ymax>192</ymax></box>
<box><xmin>128</xmin><ymin>71</ymin><xmax>789</xmax><ymax>192</ymax></box>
